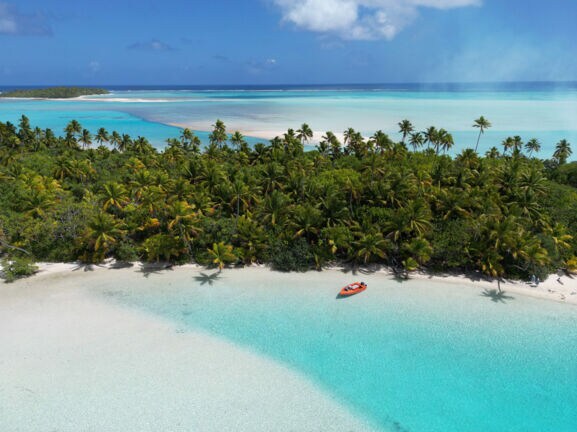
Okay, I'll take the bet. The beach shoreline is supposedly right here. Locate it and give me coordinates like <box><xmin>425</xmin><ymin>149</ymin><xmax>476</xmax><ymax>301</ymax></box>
<box><xmin>11</xmin><ymin>260</ymin><xmax>577</xmax><ymax>306</ymax></box>
<box><xmin>2</xmin><ymin>262</ymin><xmax>577</xmax><ymax>431</ymax></box>
<box><xmin>167</xmin><ymin>121</ymin><xmax>346</xmax><ymax>144</ymax></box>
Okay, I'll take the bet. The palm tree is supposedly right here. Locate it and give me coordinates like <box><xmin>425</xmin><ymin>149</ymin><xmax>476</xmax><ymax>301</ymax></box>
<box><xmin>64</xmin><ymin>120</ymin><xmax>82</xmax><ymax>137</ymax></box>
<box><xmin>209</xmin><ymin>119</ymin><xmax>227</xmax><ymax>148</ymax></box>
<box><xmin>296</xmin><ymin>123</ymin><xmax>313</xmax><ymax>146</ymax></box>
<box><xmin>438</xmin><ymin>129</ymin><xmax>454</xmax><ymax>154</ymax></box>
<box><xmin>83</xmin><ymin>213</ymin><xmax>125</xmax><ymax>262</ymax></box>
<box><xmin>354</xmin><ymin>231</ymin><xmax>388</xmax><ymax>264</ymax></box>
<box><xmin>553</xmin><ymin>139</ymin><xmax>572</xmax><ymax>165</ymax></box>
<box><xmin>102</xmin><ymin>182</ymin><xmax>129</xmax><ymax>211</ymax></box>
<box><xmin>501</xmin><ymin>137</ymin><xmax>514</xmax><ymax>155</ymax></box>
<box><xmin>110</xmin><ymin>131</ymin><xmax>121</xmax><ymax>150</ymax></box>
<box><xmin>343</xmin><ymin>128</ymin><xmax>356</xmax><ymax>148</ymax></box>
<box><xmin>423</xmin><ymin>126</ymin><xmax>438</xmax><ymax>150</ymax></box>
<box><xmin>230</xmin><ymin>131</ymin><xmax>246</xmax><ymax>151</ymax></box>
<box><xmin>512</xmin><ymin>136</ymin><xmax>524</xmax><ymax>154</ymax></box>
<box><xmin>320</xmin><ymin>131</ymin><xmax>341</xmax><ymax>159</ymax></box>
<box><xmin>398</xmin><ymin>119</ymin><xmax>414</xmax><ymax>144</ymax></box>
<box><xmin>79</xmin><ymin>129</ymin><xmax>93</xmax><ymax>150</ymax></box>
<box><xmin>178</xmin><ymin>128</ymin><xmax>201</xmax><ymax>154</ymax></box>
<box><xmin>166</xmin><ymin>200</ymin><xmax>199</xmax><ymax>244</ymax></box>
<box><xmin>132</xmin><ymin>136</ymin><xmax>153</xmax><ymax>154</ymax></box>
<box><xmin>208</xmin><ymin>242</ymin><xmax>236</xmax><ymax>270</ymax></box>
<box><xmin>118</xmin><ymin>134</ymin><xmax>132</xmax><ymax>153</ymax></box>
<box><xmin>524</xmin><ymin>138</ymin><xmax>541</xmax><ymax>157</ymax></box>
<box><xmin>369</xmin><ymin>130</ymin><xmax>393</xmax><ymax>154</ymax></box>
<box><xmin>95</xmin><ymin>128</ymin><xmax>109</xmax><ymax>146</ymax></box>
<box><xmin>408</xmin><ymin>132</ymin><xmax>424</xmax><ymax>152</ymax></box>
<box><xmin>473</xmin><ymin>116</ymin><xmax>491</xmax><ymax>152</ymax></box>
<box><xmin>63</xmin><ymin>132</ymin><xmax>79</xmax><ymax>150</ymax></box>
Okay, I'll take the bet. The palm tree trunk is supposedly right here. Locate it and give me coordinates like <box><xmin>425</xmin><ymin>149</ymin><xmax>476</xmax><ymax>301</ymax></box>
<box><xmin>475</xmin><ymin>131</ymin><xmax>481</xmax><ymax>153</ymax></box>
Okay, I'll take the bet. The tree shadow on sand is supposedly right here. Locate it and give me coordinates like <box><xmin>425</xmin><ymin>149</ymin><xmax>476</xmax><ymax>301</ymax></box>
<box><xmin>194</xmin><ymin>271</ymin><xmax>221</xmax><ymax>286</ymax></box>
<box><xmin>72</xmin><ymin>263</ymin><xmax>95</xmax><ymax>272</ymax></box>
<box><xmin>138</xmin><ymin>262</ymin><xmax>173</xmax><ymax>278</ymax></box>
<box><xmin>481</xmin><ymin>289</ymin><xmax>515</xmax><ymax>303</ymax></box>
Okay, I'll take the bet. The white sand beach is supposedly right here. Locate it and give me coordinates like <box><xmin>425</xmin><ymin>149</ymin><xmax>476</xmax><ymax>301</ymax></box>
<box><xmin>168</xmin><ymin>121</ymin><xmax>347</xmax><ymax>145</ymax></box>
<box><xmin>0</xmin><ymin>265</ymin><xmax>380</xmax><ymax>432</ymax></box>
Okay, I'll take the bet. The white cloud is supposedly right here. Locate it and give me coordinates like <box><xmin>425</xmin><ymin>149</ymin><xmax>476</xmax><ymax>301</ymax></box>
<box><xmin>273</xmin><ymin>0</ymin><xmax>481</xmax><ymax>40</ymax></box>
<box><xmin>0</xmin><ymin>2</ymin><xmax>51</xmax><ymax>35</ymax></box>
<box><xmin>127</xmin><ymin>39</ymin><xmax>174</xmax><ymax>52</ymax></box>
<box><xmin>88</xmin><ymin>61</ymin><xmax>101</xmax><ymax>73</ymax></box>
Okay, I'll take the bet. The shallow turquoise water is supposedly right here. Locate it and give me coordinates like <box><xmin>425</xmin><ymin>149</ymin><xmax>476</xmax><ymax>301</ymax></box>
<box><xmin>1</xmin><ymin>84</ymin><xmax>577</xmax><ymax>157</ymax></box>
<box><xmin>98</xmin><ymin>270</ymin><xmax>577</xmax><ymax>432</ymax></box>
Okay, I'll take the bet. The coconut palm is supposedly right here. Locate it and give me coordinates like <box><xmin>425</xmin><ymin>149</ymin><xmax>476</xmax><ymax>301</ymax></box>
<box><xmin>208</xmin><ymin>242</ymin><xmax>236</xmax><ymax>270</ymax></box>
<box><xmin>524</xmin><ymin>138</ymin><xmax>541</xmax><ymax>158</ymax></box>
<box><xmin>369</xmin><ymin>130</ymin><xmax>394</xmax><ymax>154</ymax></box>
<box><xmin>398</xmin><ymin>119</ymin><xmax>414</xmax><ymax>144</ymax></box>
<box><xmin>109</xmin><ymin>131</ymin><xmax>121</xmax><ymax>150</ymax></box>
<box><xmin>230</xmin><ymin>131</ymin><xmax>246</xmax><ymax>151</ymax></box>
<box><xmin>473</xmin><ymin>116</ymin><xmax>491</xmax><ymax>152</ymax></box>
<box><xmin>78</xmin><ymin>129</ymin><xmax>93</xmax><ymax>150</ymax></box>
<box><xmin>118</xmin><ymin>134</ymin><xmax>132</xmax><ymax>153</ymax></box>
<box><xmin>209</xmin><ymin>119</ymin><xmax>227</xmax><ymax>148</ymax></box>
<box><xmin>438</xmin><ymin>129</ymin><xmax>454</xmax><ymax>155</ymax></box>
<box><xmin>553</xmin><ymin>139</ymin><xmax>572</xmax><ymax>165</ymax></box>
<box><xmin>64</xmin><ymin>120</ymin><xmax>82</xmax><ymax>137</ymax></box>
<box><xmin>296</xmin><ymin>123</ymin><xmax>313</xmax><ymax>146</ymax></box>
<box><xmin>408</xmin><ymin>132</ymin><xmax>424</xmax><ymax>152</ymax></box>
<box><xmin>95</xmin><ymin>128</ymin><xmax>109</xmax><ymax>146</ymax></box>
<box><xmin>423</xmin><ymin>126</ymin><xmax>438</xmax><ymax>150</ymax></box>
<box><xmin>102</xmin><ymin>182</ymin><xmax>129</xmax><ymax>211</ymax></box>
<box><xmin>354</xmin><ymin>231</ymin><xmax>388</xmax><ymax>264</ymax></box>
<box><xmin>83</xmin><ymin>212</ymin><xmax>125</xmax><ymax>262</ymax></box>
<box><xmin>501</xmin><ymin>137</ymin><xmax>515</xmax><ymax>155</ymax></box>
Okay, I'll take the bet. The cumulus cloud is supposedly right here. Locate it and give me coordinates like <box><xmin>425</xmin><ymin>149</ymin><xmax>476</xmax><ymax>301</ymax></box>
<box><xmin>272</xmin><ymin>0</ymin><xmax>481</xmax><ymax>40</ymax></box>
<box><xmin>0</xmin><ymin>2</ymin><xmax>52</xmax><ymax>36</ymax></box>
<box><xmin>127</xmin><ymin>39</ymin><xmax>174</xmax><ymax>52</ymax></box>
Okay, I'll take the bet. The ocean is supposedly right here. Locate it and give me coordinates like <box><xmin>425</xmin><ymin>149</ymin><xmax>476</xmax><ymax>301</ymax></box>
<box><xmin>1</xmin><ymin>82</ymin><xmax>576</xmax><ymax>159</ymax></box>
<box><xmin>99</xmin><ymin>268</ymin><xmax>577</xmax><ymax>432</ymax></box>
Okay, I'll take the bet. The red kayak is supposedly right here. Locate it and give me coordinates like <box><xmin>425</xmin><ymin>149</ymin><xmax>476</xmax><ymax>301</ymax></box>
<box><xmin>339</xmin><ymin>281</ymin><xmax>367</xmax><ymax>297</ymax></box>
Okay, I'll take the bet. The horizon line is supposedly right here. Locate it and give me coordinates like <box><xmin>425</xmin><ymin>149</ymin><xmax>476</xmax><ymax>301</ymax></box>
<box><xmin>2</xmin><ymin>80</ymin><xmax>577</xmax><ymax>88</ymax></box>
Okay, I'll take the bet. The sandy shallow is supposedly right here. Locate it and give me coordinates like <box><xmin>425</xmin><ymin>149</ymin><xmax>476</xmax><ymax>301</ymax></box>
<box><xmin>168</xmin><ymin>121</ymin><xmax>347</xmax><ymax>145</ymax></box>
<box><xmin>0</xmin><ymin>265</ymin><xmax>380</xmax><ymax>432</ymax></box>
<box><xmin>1</xmin><ymin>263</ymin><xmax>576</xmax><ymax>431</ymax></box>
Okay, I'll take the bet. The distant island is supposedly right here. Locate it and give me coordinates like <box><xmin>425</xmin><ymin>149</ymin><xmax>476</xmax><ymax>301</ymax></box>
<box><xmin>0</xmin><ymin>87</ymin><xmax>109</xmax><ymax>99</ymax></box>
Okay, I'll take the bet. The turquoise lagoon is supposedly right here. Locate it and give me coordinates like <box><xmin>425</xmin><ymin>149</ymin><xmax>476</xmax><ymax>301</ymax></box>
<box><xmin>1</xmin><ymin>82</ymin><xmax>577</xmax><ymax>158</ymax></box>
<box><xmin>98</xmin><ymin>269</ymin><xmax>577</xmax><ymax>432</ymax></box>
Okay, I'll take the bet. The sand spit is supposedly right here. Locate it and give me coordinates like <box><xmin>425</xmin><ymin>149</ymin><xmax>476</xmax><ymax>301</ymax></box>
<box><xmin>0</xmin><ymin>267</ymin><xmax>380</xmax><ymax>432</ymax></box>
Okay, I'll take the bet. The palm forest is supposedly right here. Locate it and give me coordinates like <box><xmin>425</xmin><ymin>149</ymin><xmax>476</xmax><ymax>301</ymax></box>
<box><xmin>1</xmin><ymin>115</ymin><xmax>577</xmax><ymax>282</ymax></box>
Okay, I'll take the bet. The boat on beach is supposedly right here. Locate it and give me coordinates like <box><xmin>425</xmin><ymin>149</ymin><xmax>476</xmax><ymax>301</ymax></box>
<box><xmin>338</xmin><ymin>281</ymin><xmax>367</xmax><ymax>297</ymax></box>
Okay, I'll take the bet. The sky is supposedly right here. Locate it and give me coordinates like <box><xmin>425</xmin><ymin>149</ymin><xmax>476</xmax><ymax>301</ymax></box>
<box><xmin>1</xmin><ymin>0</ymin><xmax>576</xmax><ymax>85</ymax></box>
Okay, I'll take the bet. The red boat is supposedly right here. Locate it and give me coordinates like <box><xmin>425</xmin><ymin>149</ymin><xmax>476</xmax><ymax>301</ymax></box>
<box><xmin>339</xmin><ymin>281</ymin><xmax>367</xmax><ymax>297</ymax></box>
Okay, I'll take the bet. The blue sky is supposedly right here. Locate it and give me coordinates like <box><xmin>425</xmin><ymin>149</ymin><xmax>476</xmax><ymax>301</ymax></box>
<box><xmin>1</xmin><ymin>0</ymin><xmax>576</xmax><ymax>85</ymax></box>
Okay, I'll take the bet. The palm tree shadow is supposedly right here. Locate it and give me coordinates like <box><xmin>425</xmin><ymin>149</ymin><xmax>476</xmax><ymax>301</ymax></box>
<box><xmin>72</xmin><ymin>263</ymin><xmax>95</xmax><ymax>272</ymax></box>
<box><xmin>481</xmin><ymin>289</ymin><xmax>515</xmax><ymax>303</ymax></box>
<box><xmin>138</xmin><ymin>263</ymin><xmax>173</xmax><ymax>278</ymax></box>
<box><xmin>194</xmin><ymin>271</ymin><xmax>221</xmax><ymax>286</ymax></box>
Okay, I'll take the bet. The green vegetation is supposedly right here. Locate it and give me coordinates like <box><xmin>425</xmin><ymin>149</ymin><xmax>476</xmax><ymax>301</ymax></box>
<box><xmin>1</xmin><ymin>115</ymin><xmax>576</xmax><ymax>283</ymax></box>
<box><xmin>0</xmin><ymin>87</ymin><xmax>109</xmax><ymax>99</ymax></box>
<box><xmin>1</xmin><ymin>256</ymin><xmax>38</xmax><ymax>282</ymax></box>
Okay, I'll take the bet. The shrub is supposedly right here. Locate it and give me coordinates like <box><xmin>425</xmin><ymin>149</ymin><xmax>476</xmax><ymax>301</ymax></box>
<box><xmin>1</xmin><ymin>256</ymin><xmax>38</xmax><ymax>282</ymax></box>
<box><xmin>269</xmin><ymin>238</ymin><xmax>313</xmax><ymax>272</ymax></box>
